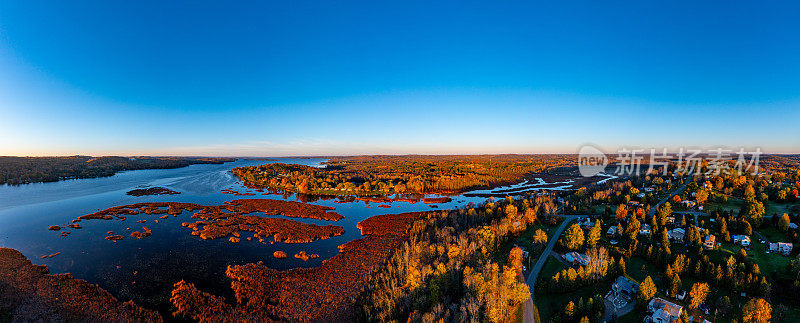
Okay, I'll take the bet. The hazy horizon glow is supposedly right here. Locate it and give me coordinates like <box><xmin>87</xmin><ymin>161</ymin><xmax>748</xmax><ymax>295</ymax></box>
<box><xmin>1</xmin><ymin>1</ymin><xmax>799</xmax><ymax>156</ymax></box>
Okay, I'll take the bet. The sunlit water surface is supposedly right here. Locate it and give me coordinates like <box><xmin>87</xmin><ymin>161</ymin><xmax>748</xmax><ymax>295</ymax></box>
<box><xmin>0</xmin><ymin>158</ymin><xmax>491</xmax><ymax>313</ymax></box>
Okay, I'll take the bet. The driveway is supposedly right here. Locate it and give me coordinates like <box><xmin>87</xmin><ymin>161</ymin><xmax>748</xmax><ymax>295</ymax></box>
<box><xmin>523</xmin><ymin>215</ymin><xmax>578</xmax><ymax>323</ymax></box>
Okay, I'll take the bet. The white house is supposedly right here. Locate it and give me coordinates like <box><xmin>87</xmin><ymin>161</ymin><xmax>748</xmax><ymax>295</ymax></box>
<box><xmin>733</xmin><ymin>235</ymin><xmax>751</xmax><ymax>247</ymax></box>
<box><xmin>607</xmin><ymin>226</ymin><xmax>618</xmax><ymax>237</ymax></box>
<box><xmin>770</xmin><ymin>242</ymin><xmax>793</xmax><ymax>256</ymax></box>
<box><xmin>648</xmin><ymin>298</ymin><xmax>683</xmax><ymax>323</ymax></box>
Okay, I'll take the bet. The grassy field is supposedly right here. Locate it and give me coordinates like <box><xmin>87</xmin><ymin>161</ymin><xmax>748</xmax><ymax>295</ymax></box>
<box><xmin>538</xmin><ymin>255</ymin><xmax>565</xmax><ymax>282</ymax></box>
<box><xmin>705</xmin><ymin>192</ymin><xmax>797</xmax><ymax>217</ymax></box>
<box><xmin>758</xmin><ymin>226</ymin><xmax>791</xmax><ymax>243</ymax></box>
<box><xmin>749</xmin><ymin>238</ymin><xmax>793</xmax><ymax>278</ymax></box>
<box><xmin>705</xmin><ymin>196</ymin><xmax>744</xmax><ymax>213</ymax></box>
<box><xmin>766</xmin><ymin>201</ymin><xmax>797</xmax><ymax>216</ymax></box>
<box><xmin>532</xmin><ymin>256</ymin><xmax>604</xmax><ymax>322</ymax></box>
<box><xmin>533</xmin><ymin>282</ymin><xmax>602</xmax><ymax>322</ymax></box>
<box><xmin>626</xmin><ymin>257</ymin><xmax>663</xmax><ymax>286</ymax></box>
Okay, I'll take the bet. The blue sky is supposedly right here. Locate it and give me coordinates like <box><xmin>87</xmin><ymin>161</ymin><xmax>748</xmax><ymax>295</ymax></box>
<box><xmin>1</xmin><ymin>1</ymin><xmax>798</xmax><ymax>156</ymax></box>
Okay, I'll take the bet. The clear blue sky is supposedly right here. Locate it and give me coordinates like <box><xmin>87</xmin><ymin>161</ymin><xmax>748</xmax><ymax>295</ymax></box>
<box><xmin>1</xmin><ymin>1</ymin><xmax>798</xmax><ymax>156</ymax></box>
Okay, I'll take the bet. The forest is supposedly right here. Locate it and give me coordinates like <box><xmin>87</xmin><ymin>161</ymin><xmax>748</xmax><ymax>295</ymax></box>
<box><xmin>0</xmin><ymin>156</ymin><xmax>234</xmax><ymax>185</ymax></box>
<box><xmin>358</xmin><ymin>194</ymin><xmax>557</xmax><ymax>322</ymax></box>
<box><xmin>231</xmin><ymin>154</ymin><xmax>578</xmax><ymax>196</ymax></box>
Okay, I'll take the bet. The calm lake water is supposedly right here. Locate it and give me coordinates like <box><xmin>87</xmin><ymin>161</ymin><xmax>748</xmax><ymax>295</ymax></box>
<box><xmin>0</xmin><ymin>158</ymin><xmax>490</xmax><ymax>313</ymax></box>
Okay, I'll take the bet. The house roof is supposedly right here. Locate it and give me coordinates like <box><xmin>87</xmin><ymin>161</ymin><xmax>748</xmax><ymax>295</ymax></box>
<box><xmin>565</xmin><ymin>252</ymin><xmax>590</xmax><ymax>265</ymax></box>
<box><xmin>650</xmin><ymin>297</ymin><xmax>683</xmax><ymax>318</ymax></box>
<box><xmin>612</xmin><ymin>276</ymin><xmax>639</xmax><ymax>293</ymax></box>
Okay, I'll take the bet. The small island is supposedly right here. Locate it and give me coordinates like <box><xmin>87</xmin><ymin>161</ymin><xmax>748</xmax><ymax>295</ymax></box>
<box><xmin>126</xmin><ymin>187</ymin><xmax>181</xmax><ymax>197</ymax></box>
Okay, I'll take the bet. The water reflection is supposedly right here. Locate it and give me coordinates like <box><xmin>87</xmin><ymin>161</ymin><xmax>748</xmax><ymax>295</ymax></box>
<box><xmin>0</xmin><ymin>158</ymin><xmax>486</xmax><ymax>313</ymax></box>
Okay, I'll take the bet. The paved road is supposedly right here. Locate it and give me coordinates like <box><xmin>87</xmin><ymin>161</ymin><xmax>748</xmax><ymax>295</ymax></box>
<box><xmin>523</xmin><ymin>215</ymin><xmax>578</xmax><ymax>323</ymax></box>
<box><xmin>649</xmin><ymin>179</ymin><xmax>690</xmax><ymax>218</ymax></box>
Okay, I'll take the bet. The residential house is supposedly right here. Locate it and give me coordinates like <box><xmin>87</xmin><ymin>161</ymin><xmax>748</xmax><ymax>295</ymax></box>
<box><xmin>607</xmin><ymin>226</ymin><xmax>618</xmax><ymax>237</ymax></box>
<box><xmin>564</xmin><ymin>252</ymin><xmax>591</xmax><ymax>266</ymax></box>
<box><xmin>733</xmin><ymin>235</ymin><xmax>751</xmax><ymax>247</ymax></box>
<box><xmin>639</xmin><ymin>224</ymin><xmax>652</xmax><ymax>236</ymax></box>
<box><xmin>681</xmin><ymin>200</ymin><xmax>696</xmax><ymax>208</ymax></box>
<box><xmin>790</xmin><ymin>223</ymin><xmax>798</xmax><ymax>230</ymax></box>
<box><xmin>648</xmin><ymin>298</ymin><xmax>684</xmax><ymax>323</ymax></box>
<box><xmin>703</xmin><ymin>234</ymin><xmax>716</xmax><ymax>250</ymax></box>
<box><xmin>610</xmin><ymin>276</ymin><xmax>639</xmax><ymax>299</ymax></box>
<box><xmin>669</xmin><ymin>228</ymin><xmax>685</xmax><ymax>242</ymax></box>
<box><xmin>578</xmin><ymin>217</ymin><xmax>595</xmax><ymax>229</ymax></box>
<box><xmin>770</xmin><ymin>242</ymin><xmax>793</xmax><ymax>256</ymax></box>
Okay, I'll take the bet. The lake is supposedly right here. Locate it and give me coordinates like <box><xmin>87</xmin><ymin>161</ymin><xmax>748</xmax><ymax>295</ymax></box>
<box><xmin>0</xmin><ymin>158</ymin><xmax>491</xmax><ymax>313</ymax></box>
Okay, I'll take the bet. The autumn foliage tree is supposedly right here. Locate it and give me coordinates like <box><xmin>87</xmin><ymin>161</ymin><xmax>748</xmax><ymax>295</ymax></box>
<box><xmin>689</xmin><ymin>282</ymin><xmax>709</xmax><ymax>309</ymax></box>
<box><xmin>562</xmin><ymin>224</ymin><xmax>585</xmax><ymax>250</ymax></box>
<box><xmin>779</xmin><ymin>213</ymin><xmax>791</xmax><ymax>232</ymax></box>
<box><xmin>742</xmin><ymin>298</ymin><xmax>772</xmax><ymax>323</ymax></box>
<box><xmin>508</xmin><ymin>247</ymin><xmax>524</xmax><ymax>274</ymax></box>
<box><xmin>586</xmin><ymin>220</ymin><xmax>602</xmax><ymax>249</ymax></box>
<box><xmin>638</xmin><ymin>276</ymin><xmax>656</xmax><ymax>303</ymax></box>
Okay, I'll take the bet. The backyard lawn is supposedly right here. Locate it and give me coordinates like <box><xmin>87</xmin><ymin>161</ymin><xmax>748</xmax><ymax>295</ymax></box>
<box><xmin>749</xmin><ymin>239</ymin><xmax>793</xmax><ymax>278</ymax></box>
<box><xmin>533</xmin><ymin>281</ymin><xmax>602</xmax><ymax>322</ymax></box>
<box><xmin>705</xmin><ymin>196</ymin><xmax>744</xmax><ymax>213</ymax></box>
<box><xmin>626</xmin><ymin>257</ymin><xmax>663</xmax><ymax>286</ymax></box>
<box><xmin>765</xmin><ymin>201</ymin><xmax>798</xmax><ymax>216</ymax></box>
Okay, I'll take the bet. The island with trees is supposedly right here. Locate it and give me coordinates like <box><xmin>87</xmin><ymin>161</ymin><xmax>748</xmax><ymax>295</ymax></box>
<box><xmin>230</xmin><ymin>155</ymin><xmax>581</xmax><ymax>196</ymax></box>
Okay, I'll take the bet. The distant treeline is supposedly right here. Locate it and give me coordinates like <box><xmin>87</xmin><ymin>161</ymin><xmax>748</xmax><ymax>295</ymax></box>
<box><xmin>0</xmin><ymin>156</ymin><xmax>235</xmax><ymax>185</ymax></box>
<box><xmin>232</xmin><ymin>154</ymin><xmax>579</xmax><ymax>196</ymax></box>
